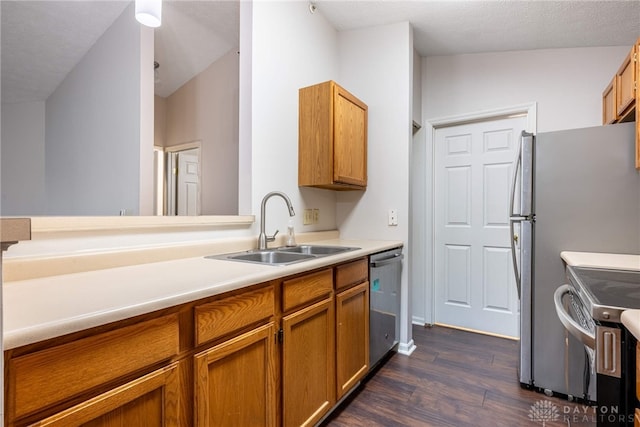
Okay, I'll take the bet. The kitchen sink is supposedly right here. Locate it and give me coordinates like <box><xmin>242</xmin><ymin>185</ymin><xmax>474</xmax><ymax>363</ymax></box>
<box><xmin>206</xmin><ymin>250</ymin><xmax>314</xmax><ymax>265</ymax></box>
<box><xmin>276</xmin><ymin>245</ymin><xmax>359</xmax><ymax>256</ymax></box>
<box><xmin>206</xmin><ymin>245</ymin><xmax>360</xmax><ymax>266</ymax></box>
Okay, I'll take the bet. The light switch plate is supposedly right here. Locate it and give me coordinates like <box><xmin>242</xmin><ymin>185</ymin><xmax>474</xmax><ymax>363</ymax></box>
<box><xmin>388</xmin><ymin>209</ymin><xmax>398</xmax><ymax>226</ymax></box>
<box><xmin>303</xmin><ymin>209</ymin><xmax>313</xmax><ymax>225</ymax></box>
<box><xmin>312</xmin><ymin>209</ymin><xmax>319</xmax><ymax>224</ymax></box>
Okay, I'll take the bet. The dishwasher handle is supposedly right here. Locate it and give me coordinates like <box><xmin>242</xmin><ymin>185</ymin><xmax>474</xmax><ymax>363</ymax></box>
<box><xmin>370</xmin><ymin>253</ymin><xmax>404</xmax><ymax>268</ymax></box>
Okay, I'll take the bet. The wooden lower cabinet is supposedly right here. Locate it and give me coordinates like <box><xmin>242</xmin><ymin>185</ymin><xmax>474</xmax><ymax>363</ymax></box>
<box><xmin>335</xmin><ymin>281</ymin><xmax>369</xmax><ymax>400</ymax></box>
<box><xmin>29</xmin><ymin>363</ymin><xmax>180</xmax><ymax>427</ymax></box>
<box><xmin>193</xmin><ymin>322</ymin><xmax>277</xmax><ymax>427</ymax></box>
<box><xmin>6</xmin><ymin>257</ymin><xmax>379</xmax><ymax>427</ymax></box>
<box><xmin>282</xmin><ymin>297</ymin><xmax>336</xmax><ymax>427</ymax></box>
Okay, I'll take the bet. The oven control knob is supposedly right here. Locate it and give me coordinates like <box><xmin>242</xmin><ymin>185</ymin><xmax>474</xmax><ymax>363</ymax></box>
<box><xmin>602</xmin><ymin>311</ymin><xmax>610</xmax><ymax>319</ymax></box>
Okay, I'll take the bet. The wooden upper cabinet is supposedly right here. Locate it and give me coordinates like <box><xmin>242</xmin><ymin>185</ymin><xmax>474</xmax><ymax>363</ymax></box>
<box><xmin>299</xmin><ymin>80</ymin><xmax>368</xmax><ymax>190</ymax></box>
<box><xmin>636</xmin><ymin>37</ymin><xmax>640</xmax><ymax>169</ymax></box>
<box><xmin>602</xmin><ymin>77</ymin><xmax>617</xmax><ymax>124</ymax></box>
<box><xmin>616</xmin><ymin>43</ymin><xmax>637</xmax><ymax>120</ymax></box>
<box><xmin>602</xmin><ymin>37</ymin><xmax>639</xmax><ymax>169</ymax></box>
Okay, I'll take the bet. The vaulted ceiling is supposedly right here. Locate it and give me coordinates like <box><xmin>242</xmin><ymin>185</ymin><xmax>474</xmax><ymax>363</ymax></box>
<box><xmin>2</xmin><ymin>0</ymin><xmax>638</xmax><ymax>105</ymax></box>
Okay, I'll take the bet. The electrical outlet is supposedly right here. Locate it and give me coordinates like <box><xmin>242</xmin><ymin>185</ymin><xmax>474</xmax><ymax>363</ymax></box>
<box><xmin>303</xmin><ymin>209</ymin><xmax>313</xmax><ymax>225</ymax></box>
<box><xmin>312</xmin><ymin>209</ymin><xmax>319</xmax><ymax>224</ymax></box>
<box><xmin>388</xmin><ymin>209</ymin><xmax>398</xmax><ymax>226</ymax></box>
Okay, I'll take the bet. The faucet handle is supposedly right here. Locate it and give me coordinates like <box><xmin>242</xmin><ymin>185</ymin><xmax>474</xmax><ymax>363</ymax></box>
<box><xmin>267</xmin><ymin>229</ymin><xmax>279</xmax><ymax>242</ymax></box>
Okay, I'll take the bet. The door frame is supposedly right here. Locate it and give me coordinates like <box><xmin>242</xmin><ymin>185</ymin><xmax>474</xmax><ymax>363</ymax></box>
<box><xmin>421</xmin><ymin>103</ymin><xmax>537</xmax><ymax>327</ymax></box>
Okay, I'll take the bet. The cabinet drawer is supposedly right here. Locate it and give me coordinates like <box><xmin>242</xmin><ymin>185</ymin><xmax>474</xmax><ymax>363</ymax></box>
<box><xmin>282</xmin><ymin>269</ymin><xmax>333</xmax><ymax>312</ymax></box>
<box><xmin>335</xmin><ymin>258</ymin><xmax>368</xmax><ymax>291</ymax></box>
<box><xmin>195</xmin><ymin>285</ymin><xmax>275</xmax><ymax>346</ymax></box>
<box><xmin>9</xmin><ymin>314</ymin><xmax>179</xmax><ymax>420</ymax></box>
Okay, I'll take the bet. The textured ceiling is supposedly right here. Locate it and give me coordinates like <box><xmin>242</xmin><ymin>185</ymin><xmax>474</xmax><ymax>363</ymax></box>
<box><xmin>2</xmin><ymin>0</ymin><xmax>639</xmax><ymax>104</ymax></box>
<box><xmin>316</xmin><ymin>0</ymin><xmax>640</xmax><ymax>57</ymax></box>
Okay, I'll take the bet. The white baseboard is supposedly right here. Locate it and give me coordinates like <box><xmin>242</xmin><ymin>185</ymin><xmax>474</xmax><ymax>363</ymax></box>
<box><xmin>397</xmin><ymin>339</ymin><xmax>416</xmax><ymax>356</ymax></box>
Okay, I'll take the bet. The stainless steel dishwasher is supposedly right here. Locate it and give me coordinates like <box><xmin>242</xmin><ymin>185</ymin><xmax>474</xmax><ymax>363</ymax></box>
<box><xmin>369</xmin><ymin>247</ymin><xmax>403</xmax><ymax>368</ymax></box>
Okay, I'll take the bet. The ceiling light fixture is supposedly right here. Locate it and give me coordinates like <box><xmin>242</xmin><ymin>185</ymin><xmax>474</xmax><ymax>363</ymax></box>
<box><xmin>135</xmin><ymin>0</ymin><xmax>162</xmax><ymax>28</ymax></box>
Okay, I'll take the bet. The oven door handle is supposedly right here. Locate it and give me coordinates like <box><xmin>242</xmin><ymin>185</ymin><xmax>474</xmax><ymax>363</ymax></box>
<box><xmin>554</xmin><ymin>284</ymin><xmax>596</xmax><ymax>349</ymax></box>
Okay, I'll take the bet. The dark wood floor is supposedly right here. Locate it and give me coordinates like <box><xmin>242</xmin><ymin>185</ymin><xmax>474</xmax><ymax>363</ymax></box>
<box><xmin>323</xmin><ymin>325</ymin><xmax>596</xmax><ymax>427</ymax></box>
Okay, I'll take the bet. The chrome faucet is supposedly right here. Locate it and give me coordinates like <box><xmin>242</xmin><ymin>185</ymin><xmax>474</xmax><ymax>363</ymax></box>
<box><xmin>258</xmin><ymin>191</ymin><xmax>295</xmax><ymax>250</ymax></box>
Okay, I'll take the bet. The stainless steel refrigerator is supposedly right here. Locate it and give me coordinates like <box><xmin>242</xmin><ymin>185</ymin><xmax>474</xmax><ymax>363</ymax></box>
<box><xmin>509</xmin><ymin>122</ymin><xmax>640</xmax><ymax>401</ymax></box>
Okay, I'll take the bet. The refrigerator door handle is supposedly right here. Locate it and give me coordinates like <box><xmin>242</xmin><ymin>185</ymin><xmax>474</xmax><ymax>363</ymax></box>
<box><xmin>510</xmin><ymin>218</ymin><xmax>521</xmax><ymax>299</ymax></box>
<box><xmin>509</xmin><ymin>138</ymin><xmax>523</xmax><ymax>298</ymax></box>
<box><xmin>509</xmin><ymin>139</ymin><xmax>522</xmax><ymax>218</ymax></box>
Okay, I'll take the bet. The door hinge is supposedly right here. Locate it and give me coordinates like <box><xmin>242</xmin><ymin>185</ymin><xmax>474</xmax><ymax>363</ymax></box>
<box><xmin>277</xmin><ymin>329</ymin><xmax>284</xmax><ymax>344</ymax></box>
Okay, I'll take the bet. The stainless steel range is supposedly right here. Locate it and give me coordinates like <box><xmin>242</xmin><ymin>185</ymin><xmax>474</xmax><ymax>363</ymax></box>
<box><xmin>555</xmin><ymin>266</ymin><xmax>640</xmax><ymax>426</ymax></box>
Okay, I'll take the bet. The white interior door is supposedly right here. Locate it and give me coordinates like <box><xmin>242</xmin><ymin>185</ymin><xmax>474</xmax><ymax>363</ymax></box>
<box><xmin>434</xmin><ymin>116</ymin><xmax>526</xmax><ymax>338</ymax></box>
<box><xmin>177</xmin><ymin>148</ymin><xmax>201</xmax><ymax>216</ymax></box>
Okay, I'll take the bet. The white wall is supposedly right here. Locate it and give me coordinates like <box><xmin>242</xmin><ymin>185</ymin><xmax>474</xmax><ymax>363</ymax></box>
<box><xmin>160</xmin><ymin>49</ymin><xmax>239</xmax><ymax>215</ymax></box>
<box><xmin>423</xmin><ymin>46</ymin><xmax>629</xmax><ymax>132</ymax></box>
<box><xmin>413</xmin><ymin>45</ymin><xmax>630</xmax><ymax>324</ymax></box>
<box><xmin>250</xmin><ymin>1</ymin><xmax>339</xmax><ymax>235</ymax></box>
<box><xmin>336</xmin><ymin>22</ymin><xmax>414</xmax><ymax>351</ymax></box>
<box><xmin>410</xmin><ymin>49</ymin><xmax>427</xmax><ymax>329</ymax></box>
<box><xmin>1</xmin><ymin>102</ymin><xmax>46</xmax><ymax>215</ymax></box>
<box><xmin>45</xmin><ymin>3</ymin><xmax>149</xmax><ymax>215</ymax></box>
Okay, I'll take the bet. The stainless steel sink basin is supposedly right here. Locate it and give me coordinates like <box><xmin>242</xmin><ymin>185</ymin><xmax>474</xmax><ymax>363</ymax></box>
<box><xmin>228</xmin><ymin>250</ymin><xmax>315</xmax><ymax>264</ymax></box>
<box><xmin>277</xmin><ymin>245</ymin><xmax>359</xmax><ymax>256</ymax></box>
<box><xmin>206</xmin><ymin>250</ymin><xmax>315</xmax><ymax>265</ymax></box>
<box><xmin>206</xmin><ymin>245</ymin><xmax>360</xmax><ymax>266</ymax></box>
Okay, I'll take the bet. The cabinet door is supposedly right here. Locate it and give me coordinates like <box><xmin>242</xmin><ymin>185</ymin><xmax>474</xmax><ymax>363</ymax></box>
<box><xmin>602</xmin><ymin>77</ymin><xmax>616</xmax><ymax>124</ymax></box>
<box><xmin>636</xmin><ymin>342</ymin><xmax>639</xmax><ymax>401</ymax></box>
<box><xmin>194</xmin><ymin>322</ymin><xmax>277</xmax><ymax>427</ymax></box>
<box><xmin>282</xmin><ymin>298</ymin><xmax>335</xmax><ymax>427</ymax></box>
<box><xmin>336</xmin><ymin>282</ymin><xmax>369</xmax><ymax>400</ymax></box>
<box><xmin>30</xmin><ymin>363</ymin><xmax>180</xmax><ymax>427</ymax></box>
<box><xmin>636</xmin><ymin>38</ymin><xmax>640</xmax><ymax>170</ymax></box>
<box><xmin>616</xmin><ymin>44</ymin><xmax>636</xmax><ymax>118</ymax></box>
<box><xmin>333</xmin><ymin>85</ymin><xmax>367</xmax><ymax>187</ymax></box>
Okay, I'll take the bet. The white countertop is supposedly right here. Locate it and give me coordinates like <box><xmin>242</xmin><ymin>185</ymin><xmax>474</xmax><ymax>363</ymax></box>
<box><xmin>621</xmin><ymin>310</ymin><xmax>640</xmax><ymax>341</ymax></box>
<box><xmin>560</xmin><ymin>251</ymin><xmax>640</xmax><ymax>270</ymax></box>
<box><xmin>3</xmin><ymin>239</ymin><xmax>402</xmax><ymax>350</ymax></box>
